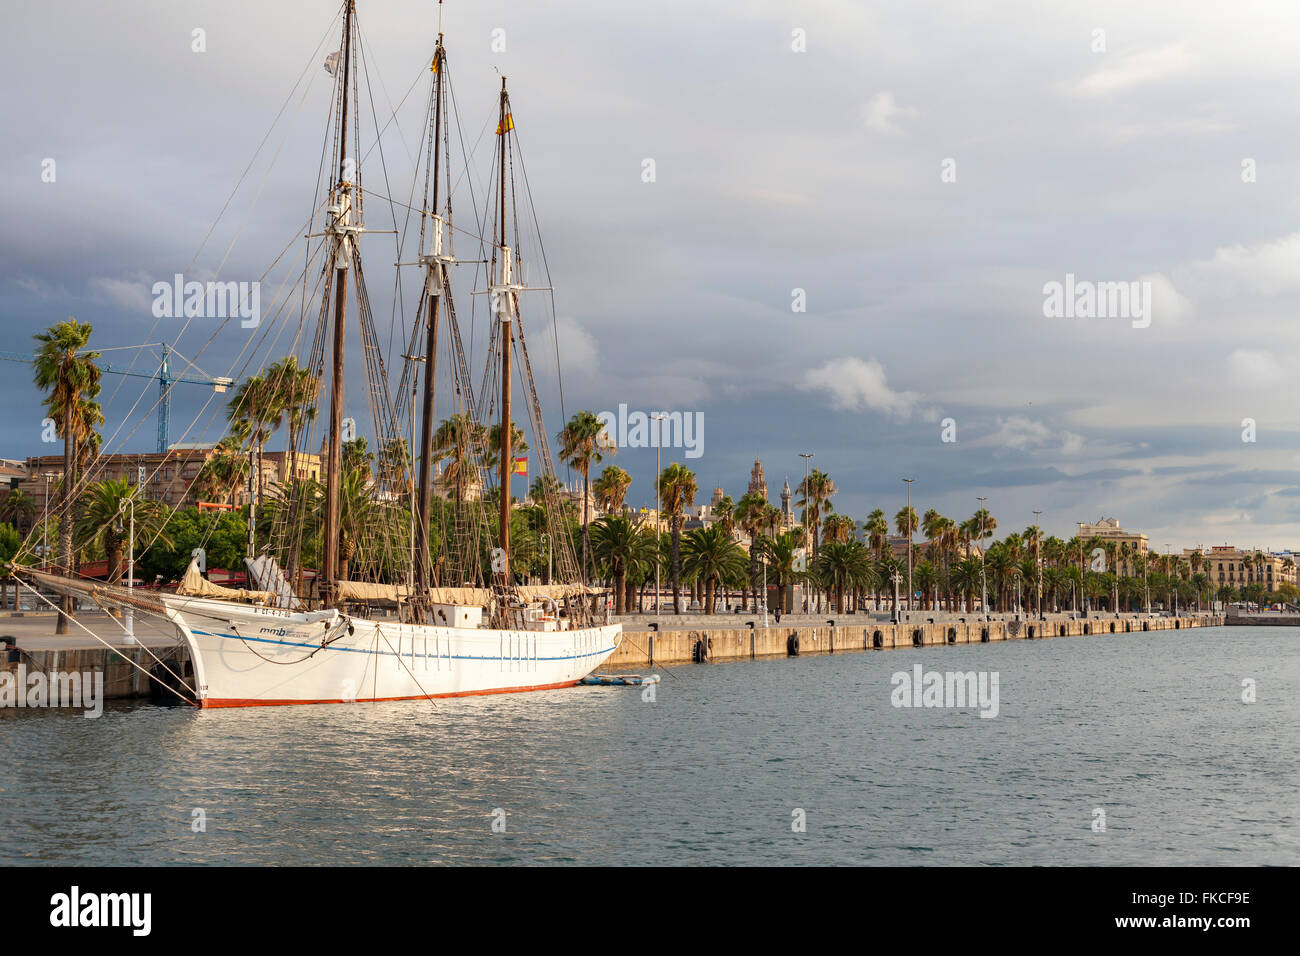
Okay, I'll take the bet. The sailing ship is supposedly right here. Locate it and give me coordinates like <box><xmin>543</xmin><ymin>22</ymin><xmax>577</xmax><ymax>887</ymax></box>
<box><xmin>19</xmin><ymin>0</ymin><xmax>621</xmax><ymax>706</ymax></box>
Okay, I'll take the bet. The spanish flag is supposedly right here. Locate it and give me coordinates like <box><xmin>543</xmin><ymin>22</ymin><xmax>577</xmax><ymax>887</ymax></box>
<box><xmin>511</xmin><ymin>456</ymin><xmax>527</xmax><ymax>477</ymax></box>
<box><xmin>496</xmin><ymin>113</ymin><xmax>514</xmax><ymax>135</ymax></box>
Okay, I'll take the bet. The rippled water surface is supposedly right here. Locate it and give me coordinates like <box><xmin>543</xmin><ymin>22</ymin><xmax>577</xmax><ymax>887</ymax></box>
<box><xmin>1</xmin><ymin>626</ymin><xmax>1296</xmax><ymax>865</ymax></box>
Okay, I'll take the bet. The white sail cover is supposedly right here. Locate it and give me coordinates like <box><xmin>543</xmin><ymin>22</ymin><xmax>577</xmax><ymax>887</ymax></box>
<box><xmin>245</xmin><ymin>554</ymin><xmax>304</xmax><ymax>610</ymax></box>
<box><xmin>332</xmin><ymin>581</ymin><xmax>603</xmax><ymax>606</ymax></box>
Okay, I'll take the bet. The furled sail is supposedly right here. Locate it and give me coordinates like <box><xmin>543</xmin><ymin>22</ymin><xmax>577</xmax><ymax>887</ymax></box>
<box><xmin>178</xmin><ymin>558</ymin><xmax>276</xmax><ymax>604</ymax></box>
<box><xmin>331</xmin><ymin>580</ymin><xmax>603</xmax><ymax>606</ymax></box>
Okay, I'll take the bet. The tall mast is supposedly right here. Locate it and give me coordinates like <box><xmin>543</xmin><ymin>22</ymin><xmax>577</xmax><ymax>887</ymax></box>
<box><xmin>496</xmin><ymin>77</ymin><xmax>512</xmax><ymax>584</ymax></box>
<box><xmin>321</xmin><ymin>0</ymin><xmax>355</xmax><ymax>607</ymax></box>
<box><xmin>414</xmin><ymin>32</ymin><xmax>447</xmax><ymax>604</ymax></box>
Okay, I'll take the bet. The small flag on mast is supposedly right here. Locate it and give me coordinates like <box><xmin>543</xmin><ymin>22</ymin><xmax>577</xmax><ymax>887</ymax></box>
<box><xmin>496</xmin><ymin>113</ymin><xmax>514</xmax><ymax>135</ymax></box>
<box><xmin>512</xmin><ymin>457</ymin><xmax>527</xmax><ymax>477</ymax></box>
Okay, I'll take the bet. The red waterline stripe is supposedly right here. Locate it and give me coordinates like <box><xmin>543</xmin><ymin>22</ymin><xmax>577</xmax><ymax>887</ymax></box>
<box><xmin>200</xmin><ymin>679</ymin><xmax>581</xmax><ymax>708</ymax></box>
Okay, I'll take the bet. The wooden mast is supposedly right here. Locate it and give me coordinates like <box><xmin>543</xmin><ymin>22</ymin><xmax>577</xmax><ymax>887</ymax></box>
<box><xmin>414</xmin><ymin>33</ymin><xmax>446</xmax><ymax>606</ymax></box>
<box><xmin>321</xmin><ymin>0</ymin><xmax>354</xmax><ymax>607</ymax></box>
<box><xmin>496</xmin><ymin>77</ymin><xmax>512</xmax><ymax>585</ymax></box>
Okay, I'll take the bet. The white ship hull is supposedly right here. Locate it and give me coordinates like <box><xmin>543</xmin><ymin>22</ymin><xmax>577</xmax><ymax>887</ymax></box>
<box><xmin>160</xmin><ymin>596</ymin><xmax>621</xmax><ymax>708</ymax></box>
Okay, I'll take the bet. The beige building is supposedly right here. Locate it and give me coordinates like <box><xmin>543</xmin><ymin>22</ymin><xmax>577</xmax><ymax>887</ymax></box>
<box><xmin>1079</xmin><ymin>516</ymin><xmax>1149</xmax><ymax>574</ymax></box>
<box><xmin>20</xmin><ymin>445</ymin><xmax>320</xmax><ymax>511</ymax></box>
<box><xmin>1192</xmin><ymin>545</ymin><xmax>1296</xmax><ymax>593</ymax></box>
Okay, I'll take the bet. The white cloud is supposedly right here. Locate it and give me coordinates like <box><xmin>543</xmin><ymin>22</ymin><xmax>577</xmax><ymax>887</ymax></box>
<box><xmin>979</xmin><ymin>415</ymin><xmax>1083</xmax><ymax>456</ymax></box>
<box><xmin>1139</xmin><ymin>272</ymin><xmax>1194</xmax><ymax>325</ymax></box>
<box><xmin>1195</xmin><ymin>232</ymin><xmax>1300</xmax><ymax>297</ymax></box>
<box><xmin>1227</xmin><ymin>348</ymin><xmax>1287</xmax><ymax>388</ymax></box>
<box><xmin>87</xmin><ymin>275</ymin><xmax>152</xmax><ymax>313</ymax></box>
<box><xmin>862</xmin><ymin>92</ymin><xmax>917</xmax><ymax>135</ymax></box>
<box><xmin>798</xmin><ymin>356</ymin><xmax>923</xmax><ymax>418</ymax></box>
<box><xmin>1074</xmin><ymin>44</ymin><xmax>1194</xmax><ymax>96</ymax></box>
<box><xmin>545</xmin><ymin>315</ymin><xmax>599</xmax><ymax>371</ymax></box>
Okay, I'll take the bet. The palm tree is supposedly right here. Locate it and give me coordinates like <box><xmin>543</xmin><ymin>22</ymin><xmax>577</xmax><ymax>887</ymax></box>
<box><xmin>815</xmin><ymin>538</ymin><xmax>874</xmax><ymax>612</ymax></box>
<box><xmin>528</xmin><ymin>473</ymin><xmax>562</xmax><ymax>503</ymax></box>
<box><xmin>558</xmin><ymin>410</ymin><xmax>609</xmax><ymax>582</ymax></box>
<box><xmin>796</xmin><ymin>469</ymin><xmax>837</xmax><ymax>558</ymax></box>
<box><xmin>591</xmin><ymin>465</ymin><xmax>632</xmax><ymax>515</ymax></box>
<box><xmin>0</xmin><ymin>490</ymin><xmax>36</xmax><ymax>533</ymax></box>
<box><xmin>432</xmin><ymin>413</ymin><xmax>487</xmax><ymax>503</ymax></box>
<box><xmin>485</xmin><ymin>420</ymin><xmax>529</xmax><ymax>471</ymax></box>
<box><xmin>198</xmin><ymin>435</ymin><xmax>250</xmax><ymax>507</ymax></box>
<box><xmin>822</xmin><ymin>513</ymin><xmax>856</xmax><ymax>545</ymax></box>
<box><xmin>33</xmin><ymin>317</ymin><xmax>101</xmax><ymax>633</ymax></box>
<box><xmin>863</xmin><ymin>509</ymin><xmax>890</xmax><ymax>559</ymax></box>
<box><xmin>264</xmin><ymin>356</ymin><xmax>318</xmax><ymax>463</ymax></box>
<box><xmin>335</xmin><ymin>463</ymin><xmax>375</xmax><ymax>582</ymax></box>
<box><xmin>914</xmin><ymin>560</ymin><xmax>938</xmax><ymax>611</ymax></box>
<box><xmin>73</xmin><ymin>479</ymin><xmax>172</xmax><ymax>584</ymax></box>
<box><xmin>682</xmin><ymin>524</ymin><xmax>747</xmax><ymax>613</ymax></box>
<box><xmin>658</xmin><ymin>462</ymin><xmax>697</xmax><ymax>614</ymax></box>
<box><xmin>951</xmin><ymin>555</ymin><xmax>982</xmax><ymax>612</ymax></box>
<box><xmin>591</xmin><ymin>513</ymin><xmax>643</xmax><ymax>615</ymax></box>
<box><xmin>875</xmin><ymin>553</ymin><xmax>903</xmax><ymax>614</ymax></box>
<box><xmin>760</xmin><ymin>530</ymin><xmax>805</xmax><ymax>614</ymax></box>
<box><xmin>226</xmin><ymin>373</ymin><xmax>282</xmax><ymax>549</ymax></box>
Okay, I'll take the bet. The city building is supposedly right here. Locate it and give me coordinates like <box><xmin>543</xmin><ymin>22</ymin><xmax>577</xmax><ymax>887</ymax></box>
<box><xmin>747</xmin><ymin>459</ymin><xmax>767</xmax><ymax>501</ymax></box>
<box><xmin>18</xmin><ymin>445</ymin><xmax>318</xmax><ymax>511</ymax></box>
<box><xmin>1078</xmin><ymin>516</ymin><xmax>1149</xmax><ymax>574</ymax></box>
<box><xmin>1192</xmin><ymin>545</ymin><xmax>1296</xmax><ymax>593</ymax></box>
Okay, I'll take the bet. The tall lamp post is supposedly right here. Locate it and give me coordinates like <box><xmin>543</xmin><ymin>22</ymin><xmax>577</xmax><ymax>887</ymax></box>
<box><xmin>1032</xmin><ymin>510</ymin><xmax>1044</xmax><ymax>620</ymax></box>
<box><xmin>40</xmin><ymin>472</ymin><xmax>56</xmax><ymax>564</ymax></box>
<box><xmin>800</xmin><ymin>452</ymin><xmax>813</xmax><ymax>612</ymax></box>
<box><xmin>977</xmin><ymin>496</ymin><xmax>988</xmax><ymax>620</ymax></box>
<box><xmin>1077</xmin><ymin>521</ymin><xmax>1085</xmax><ymax>614</ymax></box>
<box><xmin>118</xmin><ymin>491</ymin><xmax>136</xmax><ymax>644</ymax></box>
<box><xmin>653</xmin><ymin>413</ymin><xmax>666</xmax><ymax>626</ymax></box>
<box><xmin>902</xmin><ymin>477</ymin><xmax>915</xmax><ymax>615</ymax></box>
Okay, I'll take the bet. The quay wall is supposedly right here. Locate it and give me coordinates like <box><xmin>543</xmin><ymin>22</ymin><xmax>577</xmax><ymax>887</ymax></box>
<box><xmin>1224</xmin><ymin>611</ymin><xmax>1300</xmax><ymax>626</ymax></box>
<box><xmin>0</xmin><ymin>646</ymin><xmax>191</xmax><ymax>703</ymax></box>
<box><xmin>606</xmin><ymin>614</ymin><xmax>1224</xmax><ymax>668</ymax></box>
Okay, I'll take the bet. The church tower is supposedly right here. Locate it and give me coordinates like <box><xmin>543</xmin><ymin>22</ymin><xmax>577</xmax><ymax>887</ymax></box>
<box><xmin>748</xmin><ymin>459</ymin><xmax>768</xmax><ymax>500</ymax></box>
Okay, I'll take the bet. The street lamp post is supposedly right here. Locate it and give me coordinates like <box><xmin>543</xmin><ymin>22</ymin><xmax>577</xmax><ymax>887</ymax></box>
<box><xmin>40</xmin><ymin>472</ymin><xmax>55</xmax><ymax>564</ymax></box>
<box><xmin>977</xmin><ymin>496</ymin><xmax>988</xmax><ymax>620</ymax></box>
<box><xmin>119</xmin><ymin>492</ymin><xmax>136</xmax><ymax>644</ymax></box>
<box><xmin>800</xmin><ymin>452</ymin><xmax>813</xmax><ymax>612</ymax></box>
<box><xmin>1032</xmin><ymin>510</ymin><xmax>1044</xmax><ymax>620</ymax></box>
<box><xmin>1077</xmin><ymin>521</ymin><xmax>1085</xmax><ymax>614</ymax></box>
<box><xmin>902</xmin><ymin>478</ymin><xmax>914</xmax><ymax>616</ymax></box>
<box><xmin>653</xmin><ymin>413</ymin><xmax>666</xmax><ymax>626</ymax></box>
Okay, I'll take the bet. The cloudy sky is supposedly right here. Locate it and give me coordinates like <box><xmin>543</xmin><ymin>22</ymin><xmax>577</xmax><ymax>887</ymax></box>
<box><xmin>7</xmin><ymin>0</ymin><xmax>1300</xmax><ymax>552</ymax></box>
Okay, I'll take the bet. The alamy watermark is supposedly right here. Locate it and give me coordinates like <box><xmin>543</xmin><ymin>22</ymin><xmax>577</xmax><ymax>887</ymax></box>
<box><xmin>152</xmin><ymin>273</ymin><xmax>260</xmax><ymax>328</ymax></box>
<box><xmin>0</xmin><ymin>664</ymin><xmax>104</xmax><ymax>717</ymax></box>
<box><xmin>1042</xmin><ymin>273</ymin><xmax>1151</xmax><ymax>329</ymax></box>
<box><xmin>50</xmin><ymin>886</ymin><xmax>151</xmax><ymax>936</ymax></box>
<box><xmin>890</xmin><ymin>664</ymin><xmax>999</xmax><ymax>718</ymax></box>
<box><xmin>597</xmin><ymin>404</ymin><xmax>704</xmax><ymax>459</ymax></box>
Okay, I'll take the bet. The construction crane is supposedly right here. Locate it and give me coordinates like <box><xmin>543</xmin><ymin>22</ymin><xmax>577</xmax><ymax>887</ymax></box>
<box><xmin>0</xmin><ymin>342</ymin><xmax>235</xmax><ymax>452</ymax></box>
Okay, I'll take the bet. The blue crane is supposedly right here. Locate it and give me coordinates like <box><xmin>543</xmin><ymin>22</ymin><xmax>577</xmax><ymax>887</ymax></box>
<box><xmin>0</xmin><ymin>342</ymin><xmax>235</xmax><ymax>452</ymax></box>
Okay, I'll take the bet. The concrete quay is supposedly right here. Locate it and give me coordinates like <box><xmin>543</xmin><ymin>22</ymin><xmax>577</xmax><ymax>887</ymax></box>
<box><xmin>606</xmin><ymin>612</ymin><xmax>1225</xmax><ymax>668</ymax></box>
<box><xmin>1</xmin><ymin>612</ymin><xmax>192</xmax><ymax>704</ymax></box>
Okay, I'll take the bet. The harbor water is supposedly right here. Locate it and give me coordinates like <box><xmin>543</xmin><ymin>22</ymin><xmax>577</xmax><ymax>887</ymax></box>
<box><xmin>1</xmin><ymin>626</ymin><xmax>1295</xmax><ymax>865</ymax></box>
